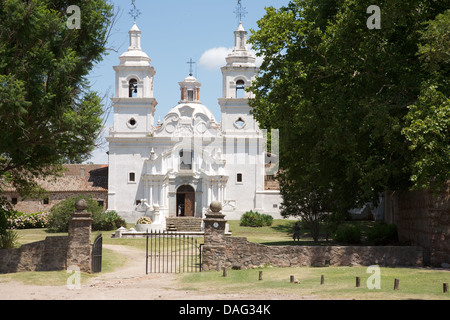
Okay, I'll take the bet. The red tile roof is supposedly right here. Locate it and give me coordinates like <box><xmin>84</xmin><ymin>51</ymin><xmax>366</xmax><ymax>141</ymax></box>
<box><xmin>3</xmin><ymin>164</ymin><xmax>108</xmax><ymax>193</ymax></box>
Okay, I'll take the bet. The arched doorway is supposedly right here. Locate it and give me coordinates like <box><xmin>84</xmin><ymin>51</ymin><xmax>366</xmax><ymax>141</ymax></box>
<box><xmin>176</xmin><ymin>185</ymin><xmax>195</xmax><ymax>217</ymax></box>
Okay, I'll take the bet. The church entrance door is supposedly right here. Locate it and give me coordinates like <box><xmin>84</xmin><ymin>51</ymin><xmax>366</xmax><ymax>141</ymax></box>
<box><xmin>176</xmin><ymin>185</ymin><xmax>195</xmax><ymax>217</ymax></box>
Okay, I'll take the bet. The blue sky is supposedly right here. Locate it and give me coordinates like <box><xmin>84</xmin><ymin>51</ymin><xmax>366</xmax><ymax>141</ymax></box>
<box><xmin>86</xmin><ymin>0</ymin><xmax>291</xmax><ymax>164</ymax></box>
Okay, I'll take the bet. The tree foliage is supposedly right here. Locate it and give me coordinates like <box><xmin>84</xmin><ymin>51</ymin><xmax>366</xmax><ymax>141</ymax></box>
<box><xmin>248</xmin><ymin>0</ymin><xmax>450</xmax><ymax>222</ymax></box>
<box><xmin>0</xmin><ymin>0</ymin><xmax>114</xmax><ymax>196</ymax></box>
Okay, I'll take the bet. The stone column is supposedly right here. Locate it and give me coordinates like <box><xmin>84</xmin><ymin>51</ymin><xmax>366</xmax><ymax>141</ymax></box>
<box><xmin>203</xmin><ymin>201</ymin><xmax>227</xmax><ymax>245</ymax></box>
<box><xmin>66</xmin><ymin>199</ymin><xmax>93</xmax><ymax>273</ymax></box>
<box><xmin>202</xmin><ymin>201</ymin><xmax>228</xmax><ymax>271</ymax></box>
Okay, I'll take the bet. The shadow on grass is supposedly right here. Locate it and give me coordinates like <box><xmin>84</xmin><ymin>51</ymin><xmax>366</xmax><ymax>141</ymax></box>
<box><xmin>270</xmin><ymin>220</ymin><xmax>297</xmax><ymax>234</ymax></box>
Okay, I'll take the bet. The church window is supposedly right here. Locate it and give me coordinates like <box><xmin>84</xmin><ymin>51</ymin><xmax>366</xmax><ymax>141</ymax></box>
<box><xmin>235</xmin><ymin>117</ymin><xmax>245</xmax><ymax>129</ymax></box>
<box><xmin>129</xmin><ymin>172</ymin><xmax>136</xmax><ymax>183</ymax></box>
<box><xmin>179</xmin><ymin>149</ymin><xmax>193</xmax><ymax>170</ymax></box>
<box><xmin>187</xmin><ymin>90</ymin><xmax>194</xmax><ymax>102</ymax></box>
<box><xmin>43</xmin><ymin>197</ymin><xmax>49</xmax><ymax>205</ymax></box>
<box><xmin>129</xmin><ymin>79</ymin><xmax>138</xmax><ymax>98</ymax></box>
<box><xmin>237</xmin><ymin>173</ymin><xmax>243</xmax><ymax>183</ymax></box>
<box><xmin>127</xmin><ymin>117</ymin><xmax>138</xmax><ymax>129</ymax></box>
<box><xmin>236</xmin><ymin>80</ymin><xmax>245</xmax><ymax>98</ymax></box>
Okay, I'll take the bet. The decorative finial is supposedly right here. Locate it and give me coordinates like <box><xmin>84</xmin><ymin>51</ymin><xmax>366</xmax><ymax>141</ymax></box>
<box><xmin>187</xmin><ymin>58</ymin><xmax>196</xmax><ymax>77</ymax></box>
<box><xmin>129</xmin><ymin>0</ymin><xmax>141</xmax><ymax>22</ymax></box>
<box><xmin>75</xmin><ymin>199</ymin><xmax>88</xmax><ymax>211</ymax></box>
<box><xmin>234</xmin><ymin>0</ymin><xmax>248</xmax><ymax>24</ymax></box>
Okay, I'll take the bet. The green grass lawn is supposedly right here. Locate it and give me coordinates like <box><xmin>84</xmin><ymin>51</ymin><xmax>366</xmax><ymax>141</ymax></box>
<box><xmin>227</xmin><ymin>219</ymin><xmax>376</xmax><ymax>245</ymax></box>
<box><xmin>178</xmin><ymin>266</ymin><xmax>450</xmax><ymax>300</ymax></box>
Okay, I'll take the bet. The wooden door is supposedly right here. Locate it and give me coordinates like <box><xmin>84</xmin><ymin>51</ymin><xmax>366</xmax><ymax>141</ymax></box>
<box><xmin>184</xmin><ymin>192</ymin><xmax>195</xmax><ymax>217</ymax></box>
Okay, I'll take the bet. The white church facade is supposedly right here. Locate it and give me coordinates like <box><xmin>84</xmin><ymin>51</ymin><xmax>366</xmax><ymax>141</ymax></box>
<box><xmin>106</xmin><ymin>22</ymin><xmax>282</xmax><ymax>226</ymax></box>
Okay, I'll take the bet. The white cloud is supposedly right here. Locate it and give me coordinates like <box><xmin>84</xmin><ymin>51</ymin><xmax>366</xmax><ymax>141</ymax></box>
<box><xmin>199</xmin><ymin>46</ymin><xmax>264</xmax><ymax>70</ymax></box>
<box><xmin>198</xmin><ymin>47</ymin><xmax>232</xmax><ymax>70</ymax></box>
<box><xmin>253</xmin><ymin>52</ymin><xmax>264</xmax><ymax>67</ymax></box>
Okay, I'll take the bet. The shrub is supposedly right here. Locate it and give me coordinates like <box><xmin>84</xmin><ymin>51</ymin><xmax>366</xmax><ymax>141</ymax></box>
<box><xmin>367</xmin><ymin>223</ymin><xmax>398</xmax><ymax>245</ymax></box>
<box><xmin>240</xmin><ymin>211</ymin><xmax>273</xmax><ymax>227</ymax></box>
<box><xmin>260</xmin><ymin>214</ymin><xmax>274</xmax><ymax>227</ymax></box>
<box><xmin>47</xmin><ymin>195</ymin><xmax>124</xmax><ymax>232</ymax></box>
<box><xmin>47</xmin><ymin>195</ymin><xmax>101</xmax><ymax>232</ymax></box>
<box><xmin>93</xmin><ymin>210</ymin><xmax>127</xmax><ymax>231</ymax></box>
<box><xmin>334</xmin><ymin>224</ymin><xmax>361</xmax><ymax>244</ymax></box>
<box><xmin>0</xmin><ymin>198</ymin><xmax>15</xmax><ymax>232</ymax></box>
<box><xmin>8</xmin><ymin>212</ymin><xmax>49</xmax><ymax>229</ymax></box>
<box><xmin>0</xmin><ymin>229</ymin><xmax>19</xmax><ymax>249</ymax></box>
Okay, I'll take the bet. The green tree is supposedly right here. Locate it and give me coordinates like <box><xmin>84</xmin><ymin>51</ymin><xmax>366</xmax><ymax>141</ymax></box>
<box><xmin>248</xmin><ymin>0</ymin><xmax>450</xmax><ymax>221</ymax></box>
<box><xmin>0</xmin><ymin>0</ymin><xmax>114</xmax><ymax>197</ymax></box>
<box><xmin>402</xmin><ymin>10</ymin><xmax>450</xmax><ymax>191</ymax></box>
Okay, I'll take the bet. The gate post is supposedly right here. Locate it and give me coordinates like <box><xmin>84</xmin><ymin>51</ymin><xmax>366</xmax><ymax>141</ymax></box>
<box><xmin>202</xmin><ymin>201</ymin><xmax>227</xmax><ymax>271</ymax></box>
<box><xmin>203</xmin><ymin>201</ymin><xmax>227</xmax><ymax>245</ymax></box>
<box><xmin>67</xmin><ymin>199</ymin><xmax>93</xmax><ymax>273</ymax></box>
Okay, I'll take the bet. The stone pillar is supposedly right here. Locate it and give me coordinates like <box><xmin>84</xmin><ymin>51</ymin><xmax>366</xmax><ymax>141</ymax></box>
<box><xmin>202</xmin><ymin>201</ymin><xmax>229</xmax><ymax>271</ymax></box>
<box><xmin>203</xmin><ymin>201</ymin><xmax>227</xmax><ymax>245</ymax></box>
<box><xmin>66</xmin><ymin>199</ymin><xmax>93</xmax><ymax>273</ymax></box>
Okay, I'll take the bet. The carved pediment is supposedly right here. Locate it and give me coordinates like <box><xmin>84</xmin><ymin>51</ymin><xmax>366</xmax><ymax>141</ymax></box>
<box><xmin>154</xmin><ymin>103</ymin><xmax>221</xmax><ymax>138</ymax></box>
<box><xmin>179</xmin><ymin>105</ymin><xmax>195</xmax><ymax>117</ymax></box>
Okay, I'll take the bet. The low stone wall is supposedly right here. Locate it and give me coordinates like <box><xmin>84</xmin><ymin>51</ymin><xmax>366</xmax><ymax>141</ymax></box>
<box><xmin>0</xmin><ymin>199</ymin><xmax>94</xmax><ymax>274</ymax></box>
<box><xmin>202</xmin><ymin>236</ymin><xmax>424</xmax><ymax>271</ymax></box>
<box><xmin>0</xmin><ymin>236</ymin><xmax>68</xmax><ymax>273</ymax></box>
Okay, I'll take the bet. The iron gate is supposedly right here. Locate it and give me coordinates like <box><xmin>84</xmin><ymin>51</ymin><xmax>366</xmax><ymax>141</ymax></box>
<box><xmin>145</xmin><ymin>230</ymin><xmax>203</xmax><ymax>274</ymax></box>
<box><xmin>92</xmin><ymin>233</ymin><xmax>102</xmax><ymax>273</ymax></box>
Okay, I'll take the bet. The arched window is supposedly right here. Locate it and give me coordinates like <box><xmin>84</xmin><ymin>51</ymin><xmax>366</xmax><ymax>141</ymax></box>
<box><xmin>129</xmin><ymin>79</ymin><xmax>138</xmax><ymax>98</ymax></box>
<box><xmin>236</xmin><ymin>79</ymin><xmax>245</xmax><ymax>98</ymax></box>
<box><xmin>187</xmin><ymin>90</ymin><xmax>194</xmax><ymax>102</ymax></box>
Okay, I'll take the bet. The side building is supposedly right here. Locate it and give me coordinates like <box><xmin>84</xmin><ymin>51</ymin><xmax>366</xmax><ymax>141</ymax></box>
<box><xmin>2</xmin><ymin>164</ymin><xmax>108</xmax><ymax>214</ymax></box>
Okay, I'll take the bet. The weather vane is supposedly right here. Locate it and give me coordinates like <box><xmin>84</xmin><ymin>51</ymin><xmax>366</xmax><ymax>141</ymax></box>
<box><xmin>187</xmin><ymin>58</ymin><xmax>196</xmax><ymax>77</ymax></box>
<box><xmin>129</xmin><ymin>0</ymin><xmax>141</xmax><ymax>22</ymax></box>
<box><xmin>234</xmin><ymin>0</ymin><xmax>248</xmax><ymax>24</ymax></box>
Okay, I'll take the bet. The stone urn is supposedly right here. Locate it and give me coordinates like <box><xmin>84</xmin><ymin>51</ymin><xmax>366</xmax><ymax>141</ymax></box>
<box><xmin>135</xmin><ymin>216</ymin><xmax>152</xmax><ymax>232</ymax></box>
<box><xmin>135</xmin><ymin>224</ymin><xmax>150</xmax><ymax>232</ymax></box>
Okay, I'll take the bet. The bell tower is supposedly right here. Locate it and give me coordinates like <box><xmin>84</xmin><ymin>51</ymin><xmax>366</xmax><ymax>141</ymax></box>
<box><xmin>218</xmin><ymin>16</ymin><xmax>266</xmax><ymax>215</ymax></box>
<box><xmin>218</xmin><ymin>22</ymin><xmax>259</xmax><ymax>133</ymax></box>
<box><xmin>111</xmin><ymin>22</ymin><xmax>158</xmax><ymax>134</ymax></box>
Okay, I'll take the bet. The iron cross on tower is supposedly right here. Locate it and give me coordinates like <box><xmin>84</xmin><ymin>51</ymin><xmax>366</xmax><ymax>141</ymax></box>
<box><xmin>187</xmin><ymin>58</ymin><xmax>196</xmax><ymax>77</ymax></box>
<box><xmin>234</xmin><ymin>0</ymin><xmax>248</xmax><ymax>24</ymax></box>
<box><xmin>129</xmin><ymin>0</ymin><xmax>141</xmax><ymax>21</ymax></box>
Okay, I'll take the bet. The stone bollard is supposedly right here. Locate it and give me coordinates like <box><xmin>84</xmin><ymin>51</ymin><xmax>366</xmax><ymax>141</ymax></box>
<box><xmin>66</xmin><ymin>199</ymin><xmax>93</xmax><ymax>273</ymax></box>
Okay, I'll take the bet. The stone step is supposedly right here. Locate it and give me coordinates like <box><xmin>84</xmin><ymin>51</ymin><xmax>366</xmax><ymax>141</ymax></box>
<box><xmin>166</xmin><ymin>217</ymin><xmax>203</xmax><ymax>232</ymax></box>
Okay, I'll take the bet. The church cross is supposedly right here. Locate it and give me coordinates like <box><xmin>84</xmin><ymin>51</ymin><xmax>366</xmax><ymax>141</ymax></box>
<box><xmin>129</xmin><ymin>0</ymin><xmax>141</xmax><ymax>22</ymax></box>
<box><xmin>187</xmin><ymin>58</ymin><xmax>196</xmax><ymax>76</ymax></box>
<box><xmin>234</xmin><ymin>0</ymin><xmax>248</xmax><ymax>23</ymax></box>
